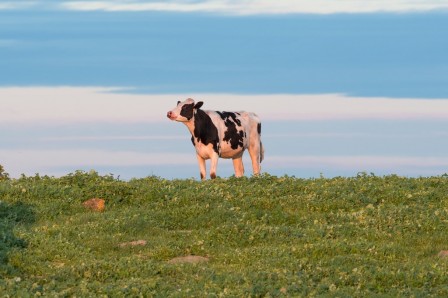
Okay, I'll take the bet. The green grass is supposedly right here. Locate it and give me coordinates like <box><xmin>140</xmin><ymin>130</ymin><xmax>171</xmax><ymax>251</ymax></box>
<box><xmin>1</xmin><ymin>171</ymin><xmax>448</xmax><ymax>296</ymax></box>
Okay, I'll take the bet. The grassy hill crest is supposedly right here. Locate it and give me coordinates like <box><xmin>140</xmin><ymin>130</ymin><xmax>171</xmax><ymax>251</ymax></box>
<box><xmin>1</xmin><ymin>170</ymin><xmax>448</xmax><ymax>296</ymax></box>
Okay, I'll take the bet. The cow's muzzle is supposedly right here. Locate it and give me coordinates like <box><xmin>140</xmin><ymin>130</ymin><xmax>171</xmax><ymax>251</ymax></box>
<box><xmin>167</xmin><ymin>111</ymin><xmax>175</xmax><ymax>120</ymax></box>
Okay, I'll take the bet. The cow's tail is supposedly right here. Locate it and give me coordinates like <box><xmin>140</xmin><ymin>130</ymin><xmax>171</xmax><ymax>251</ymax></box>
<box><xmin>257</xmin><ymin>119</ymin><xmax>264</xmax><ymax>164</ymax></box>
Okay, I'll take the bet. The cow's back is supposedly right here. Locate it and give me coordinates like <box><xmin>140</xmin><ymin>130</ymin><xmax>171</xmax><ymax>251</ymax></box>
<box><xmin>205</xmin><ymin>110</ymin><xmax>260</xmax><ymax>159</ymax></box>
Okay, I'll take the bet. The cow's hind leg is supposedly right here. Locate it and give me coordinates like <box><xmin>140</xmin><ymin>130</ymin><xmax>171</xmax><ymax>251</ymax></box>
<box><xmin>248</xmin><ymin>148</ymin><xmax>261</xmax><ymax>176</ymax></box>
<box><xmin>197</xmin><ymin>154</ymin><xmax>206</xmax><ymax>180</ymax></box>
<box><xmin>248</xmin><ymin>118</ymin><xmax>262</xmax><ymax>176</ymax></box>
<box><xmin>232</xmin><ymin>157</ymin><xmax>245</xmax><ymax>177</ymax></box>
<box><xmin>248</xmin><ymin>133</ymin><xmax>262</xmax><ymax>176</ymax></box>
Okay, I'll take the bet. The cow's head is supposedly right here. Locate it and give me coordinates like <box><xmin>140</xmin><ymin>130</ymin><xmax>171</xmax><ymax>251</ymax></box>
<box><xmin>167</xmin><ymin>98</ymin><xmax>203</xmax><ymax>122</ymax></box>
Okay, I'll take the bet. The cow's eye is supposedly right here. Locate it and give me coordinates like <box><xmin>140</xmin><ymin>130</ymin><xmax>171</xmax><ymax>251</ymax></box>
<box><xmin>177</xmin><ymin>101</ymin><xmax>181</xmax><ymax>105</ymax></box>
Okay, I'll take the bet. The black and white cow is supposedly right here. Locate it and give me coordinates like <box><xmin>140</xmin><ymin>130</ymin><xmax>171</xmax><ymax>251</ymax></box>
<box><xmin>167</xmin><ymin>98</ymin><xmax>264</xmax><ymax>180</ymax></box>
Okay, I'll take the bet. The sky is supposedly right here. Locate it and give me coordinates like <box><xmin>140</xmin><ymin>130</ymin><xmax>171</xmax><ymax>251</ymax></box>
<box><xmin>1</xmin><ymin>0</ymin><xmax>448</xmax><ymax>179</ymax></box>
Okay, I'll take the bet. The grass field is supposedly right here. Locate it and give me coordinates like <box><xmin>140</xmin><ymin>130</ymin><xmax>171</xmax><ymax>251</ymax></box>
<box><xmin>1</xmin><ymin>170</ymin><xmax>448</xmax><ymax>296</ymax></box>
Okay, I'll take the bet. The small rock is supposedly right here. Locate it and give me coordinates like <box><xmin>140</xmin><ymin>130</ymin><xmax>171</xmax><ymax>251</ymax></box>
<box><xmin>438</xmin><ymin>250</ymin><xmax>448</xmax><ymax>258</ymax></box>
<box><xmin>168</xmin><ymin>255</ymin><xmax>209</xmax><ymax>264</ymax></box>
<box><xmin>83</xmin><ymin>198</ymin><xmax>105</xmax><ymax>212</ymax></box>
<box><xmin>118</xmin><ymin>240</ymin><xmax>147</xmax><ymax>248</ymax></box>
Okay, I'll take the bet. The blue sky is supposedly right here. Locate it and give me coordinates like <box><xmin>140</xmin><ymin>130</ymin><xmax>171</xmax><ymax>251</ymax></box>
<box><xmin>1</xmin><ymin>1</ymin><xmax>448</xmax><ymax>179</ymax></box>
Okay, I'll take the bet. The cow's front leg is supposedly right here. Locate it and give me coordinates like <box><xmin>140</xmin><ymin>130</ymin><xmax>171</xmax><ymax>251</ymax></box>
<box><xmin>196</xmin><ymin>154</ymin><xmax>206</xmax><ymax>180</ymax></box>
<box><xmin>232</xmin><ymin>157</ymin><xmax>244</xmax><ymax>177</ymax></box>
<box><xmin>209</xmin><ymin>152</ymin><xmax>219</xmax><ymax>179</ymax></box>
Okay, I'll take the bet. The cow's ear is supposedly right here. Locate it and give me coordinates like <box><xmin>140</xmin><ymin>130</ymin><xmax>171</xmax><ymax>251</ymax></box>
<box><xmin>194</xmin><ymin>101</ymin><xmax>204</xmax><ymax>109</ymax></box>
<box><xmin>177</xmin><ymin>101</ymin><xmax>181</xmax><ymax>105</ymax></box>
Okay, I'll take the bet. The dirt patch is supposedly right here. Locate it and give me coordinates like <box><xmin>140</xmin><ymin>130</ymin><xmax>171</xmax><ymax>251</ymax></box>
<box><xmin>438</xmin><ymin>250</ymin><xmax>448</xmax><ymax>258</ymax></box>
<box><xmin>168</xmin><ymin>255</ymin><xmax>209</xmax><ymax>264</ymax></box>
<box><xmin>83</xmin><ymin>198</ymin><xmax>105</xmax><ymax>212</ymax></box>
<box><xmin>118</xmin><ymin>240</ymin><xmax>147</xmax><ymax>248</ymax></box>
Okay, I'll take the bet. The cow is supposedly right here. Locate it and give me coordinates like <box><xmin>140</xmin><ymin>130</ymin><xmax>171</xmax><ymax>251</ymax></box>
<box><xmin>167</xmin><ymin>98</ymin><xmax>264</xmax><ymax>180</ymax></box>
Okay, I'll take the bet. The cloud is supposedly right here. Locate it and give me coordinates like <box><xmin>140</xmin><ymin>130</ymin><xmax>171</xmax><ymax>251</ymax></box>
<box><xmin>1</xmin><ymin>0</ymin><xmax>447</xmax><ymax>14</ymax></box>
<box><xmin>0</xmin><ymin>149</ymin><xmax>195</xmax><ymax>177</ymax></box>
<box><xmin>1</xmin><ymin>149</ymin><xmax>194</xmax><ymax>167</ymax></box>
<box><xmin>267</xmin><ymin>155</ymin><xmax>448</xmax><ymax>169</ymax></box>
<box><xmin>3</xmin><ymin>148</ymin><xmax>447</xmax><ymax>178</ymax></box>
<box><xmin>58</xmin><ymin>0</ymin><xmax>448</xmax><ymax>14</ymax></box>
<box><xmin>40</xmin><ymin>135</ymin><xmax>187</xmax><ymax>142</ymax></box>
<box><xmin>2</xmin><ymin>86</ymin><xmax>448</xmax><ymax>124</ymax></box>
<box><xmin>264</xmin><ymin>155</ymin><xmax>448</xmax><ymax>177</ymax></box>
<box><xmin>0</xmin><ymin>1</ymin><xmax>38</xmax><ymax>10</ymax></box>
<box><xmin>60</xmin><ymin>1</ymin><xmax>231</xmax><ymax>13</ymax></box>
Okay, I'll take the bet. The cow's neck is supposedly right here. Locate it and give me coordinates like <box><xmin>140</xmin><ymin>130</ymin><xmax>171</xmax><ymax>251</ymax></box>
<box><xmin>183</xmin><ymin>120</ymin><xmax>196</xmax><ymax>136</ymax></box>
<box><xmin>182</xmin><ymin>109</ymin><xmax>212</xmax><ymax>140</ymax></box>
<box><xmin>183</xmin><ymin>110</ymin><xmax>201</xmax><ymax>137</ymax></box>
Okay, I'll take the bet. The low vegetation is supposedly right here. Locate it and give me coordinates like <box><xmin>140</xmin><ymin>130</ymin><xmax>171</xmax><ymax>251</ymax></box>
<box><xmin>1</xmin><ymin>169</ymin><xmax>448</xmax><ymax>296</ymax></box>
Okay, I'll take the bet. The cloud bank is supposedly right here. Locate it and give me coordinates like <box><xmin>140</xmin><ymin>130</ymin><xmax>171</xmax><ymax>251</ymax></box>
<box><xmin>1</xmin><ymin>0</ymin><xmax>448</xmax><ymax>14</ymax></box>
<box><xmin>3</xmin><ymin>148</ymin><xmax>447</xmax><ymax>178</ymax></box>
<box><xmin>61</xmin><ymin>0</ymin><xmax>448</xmax><ymax>14</ymax></box>
<box><xmin>2</xmin><ymin>86</ymin><xmax>447</xmax><ymax>178</ymax></box>
<box><xmin>2</xmin><ymin>86</ymin><xmax>448</xmax><ymax>124</ymax></box>
<box><xmin>0</xmin><ymin>149</ymin><xmax>194</xmax><ymax>178</ymax></box>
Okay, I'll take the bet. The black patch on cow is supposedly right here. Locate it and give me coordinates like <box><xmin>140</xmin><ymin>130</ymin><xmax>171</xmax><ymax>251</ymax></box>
<box><xmin>257</xmin><ymin>123</ymin><xmax>261</xmax><ymax>135</ymax></box>
<box><xmin>217</xmin><ymin>111</ymin><xmax>244</xmax><ymax>150</ymax></box>
<box><xmin>193</xmin><ymin>109</ymin><xmax>219</xmax><ymax>154</ymax></box>
<box><xmin>217</xmin><ymin>112</ymin><xmax>242</xmax><ymax>126</ymax></box>
<box><xmin>180</xmin><ymin>103</ymin><xmax>195</xmax><ymax>120</ymax></box>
